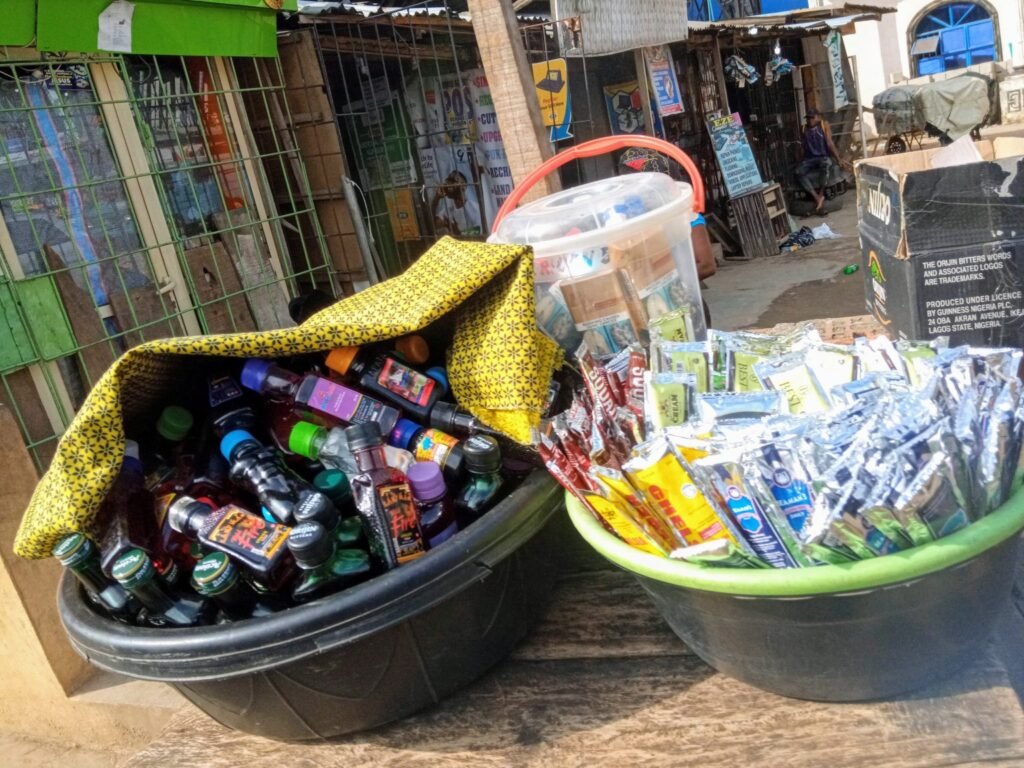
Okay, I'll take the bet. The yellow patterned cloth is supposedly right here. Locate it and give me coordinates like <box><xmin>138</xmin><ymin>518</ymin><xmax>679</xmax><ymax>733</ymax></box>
<box><xmin>16</xmin><ymin>237</ymin><xmax>559</xmax><ymax>559</ymax></box>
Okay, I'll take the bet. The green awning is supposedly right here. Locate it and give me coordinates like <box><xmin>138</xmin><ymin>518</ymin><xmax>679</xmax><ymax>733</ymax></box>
<box><xmin>2</xmin><ymin>0</ymin><xmax>37</xmax><ymax>47</ymax></box>
<box><xmin>36</xmin><ymin>0</ymin><xmax>297</xmax><ymax>58</ymax></box>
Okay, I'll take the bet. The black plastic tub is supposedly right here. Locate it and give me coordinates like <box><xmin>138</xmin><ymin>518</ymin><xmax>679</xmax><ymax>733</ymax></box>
<box><xmin>567</xmin><ymin>490</ymin><xmax>1024</xmax><ymax>701</ymax></box>
<box><xmin>60</xmin><ymin>471</ymin><xmax>562</xmax><ymax>741</ymax></box>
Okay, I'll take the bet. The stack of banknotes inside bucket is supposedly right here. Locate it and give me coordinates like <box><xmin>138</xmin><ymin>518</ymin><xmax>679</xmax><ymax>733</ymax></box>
<box><xmin>538</xmin><ymin>322</ymin><xmax>1024</xmax><ymax>567</ymax></box>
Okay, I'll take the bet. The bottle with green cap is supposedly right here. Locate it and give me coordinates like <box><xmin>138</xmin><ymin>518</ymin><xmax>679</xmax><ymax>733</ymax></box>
<box><xmin>111</xmin><ymin>548</ymin><xmax>212</xmax><ymax>627</ymax></box>
<box><xmin>287</xmin><ymin>521</ymin><xmax>372</xmax><ymax>603</ymax></box>
<box><xmin>53</xmin><ymin>533</ymin><xmax>138</xmax><ymax>622</ymax></box>
<box><xmin>145</xmin><ymin>405</ymin><xmax>196</xmax><ymax>493</ymax></box>
<box><xmin>454</xmin><ymin>435</ymin><xmax>507</xmax><ymax>528</ymax></box>
<box><xmin>191</xmin><ymin>552</ymin><xmax>277</xmax><ymax>622</ymax></box>
<box><xmin>288</xmin><ymin>420</ymin><xmax>413</xmax><ymax>480</ymax></box>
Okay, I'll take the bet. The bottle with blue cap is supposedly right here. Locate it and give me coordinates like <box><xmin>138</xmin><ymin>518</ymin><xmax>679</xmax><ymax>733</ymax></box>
<box><xmin>220</xmin><ymin>429</ymin><xmax>336</xmax><ymax>525</ymax></box>
<box><xmin>239</xmin><ymin>358</ymin><xmax>399</xmax><ymax>436</ymax></box>
<box><xmin>388</xmin><ymin>418</ymin><xmax>464</xmax><ymax>483</ymax></box>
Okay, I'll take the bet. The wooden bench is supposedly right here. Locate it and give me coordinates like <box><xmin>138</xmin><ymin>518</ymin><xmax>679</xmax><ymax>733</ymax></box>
<box><xmin>128</xmin><ymin>518</ymin><xmax>1024</xmax><ymax>767</ymax></box>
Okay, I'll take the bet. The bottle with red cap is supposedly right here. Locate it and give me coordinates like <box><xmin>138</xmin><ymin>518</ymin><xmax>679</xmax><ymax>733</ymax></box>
<box><xmin>388</xmin><ymin>418</ymin><xmax>464</xmax><ymax>483</ymax></box>
<box><xmin>240</xmin><ymin>358</ymin><xmax>400</xmax><ymax>436</ymax></box>
<box><xmin>325</xmin><ymin>346</ymin><xmax>442</xmax><ymax>421</ymax></box>
<box><xmin>406</xmin><ymin>461</ymin><xmax>458</xmax><ymax>548</ymax></box>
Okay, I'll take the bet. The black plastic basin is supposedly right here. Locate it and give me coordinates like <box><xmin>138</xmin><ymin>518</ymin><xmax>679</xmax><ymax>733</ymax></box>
<box><xmin>59</xmin><ymin>471</ymin><xmax>562</xmax><ymax>741</ymax></box>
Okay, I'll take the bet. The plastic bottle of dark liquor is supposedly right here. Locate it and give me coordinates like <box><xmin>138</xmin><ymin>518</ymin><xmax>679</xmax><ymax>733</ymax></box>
<box><xmin>428</xmin><ymin>401</ymin><xmax>502</xmax><ymax>438</ymax></box>
<box><xmin>287</xmin><ymin>521</ymin><xmax>372</xmax><ymax>603</ymax></box>
<box><xmin>346</xmin><ymin>422</ymin><xmax>426</xmax><ymax>569</ymax></box>
<box><xmin>191</xmin><ymin>551</ymin><xmax>277</xmax><ymax>622</ymax></box>
<box><xmin>97</xmin><ymin>440</ymin><xmax>157</xmax><ymax>576</ymax></box>
<box><xmin>168</xmin><ymin>495</ymin><xmax>295</xmax><ymax>589</ymax></box>
<box><xmin>53</xmin><ymin>533</ymin><xmax>138</xmax><ymax>622</ymax></box>
<box><xmin>220</xmin><ymin>429</ymin><xmax>336</xmax><ymax>525</ymax></box>
<box><xmin>298</xmin><ymin>471</ymin><xmax>364</xmax><ymax>549</ymax></box>
<box><xmin>111</xmin><ymin>548</ymin><xmax>211</xmax><ymax>627</ymax></box>
<box><xmin>240</xmin><ymin>359</ymin><xmax>400</xmax><ymax>436</ymax></box>
<box><xmin>145</xmin><ymin>406</ymin><xmax>195</xmax><ymax>492</ymax></box>
<box><xmin>454</xmin><ymin>435</ymin><xmax>507</xmax><ymax>528</ymax></box>
<box><xmin>325</xmin><ymin>347</ymin><xmax>442</xmax><ymax>421</ymax></box>
<box><xmin>406</xmin><ymin>461</ymin><xmax>458</xmax><ymax>549</ymax></box>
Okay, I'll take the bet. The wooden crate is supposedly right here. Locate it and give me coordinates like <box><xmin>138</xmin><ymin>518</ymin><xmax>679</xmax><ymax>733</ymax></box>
<box><xmin>727</xmin><ymin>183</ymin><xmax>778</xmax><ymax>259</ymax></box>
<box><xmin>728</xmin><ymin>182</ymin><xmax>790</xmax><ymax>246</ymax></box>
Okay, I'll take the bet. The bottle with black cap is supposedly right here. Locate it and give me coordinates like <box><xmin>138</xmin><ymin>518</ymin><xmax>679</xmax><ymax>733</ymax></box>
<box><xmin>454</xmin><ymin>435</ymin><xmax>507</xmax><ymax>528</ymax></box>
<box><xmin>428</xmin><ymin>401</ymin><xmax>501</xmax><ymax>438</ymax></box>
<box><xmin>111</xmin><ymin>548</ymin><xmax>212</xmax><ymax>627</ymax></box>
<box><xmin>191</xmin><ymin>552</ymin><xmax>277</xmax><ymax>622</ymax></box>
<box><xmin>53</xmin><ymin>533</ymin><xmax>139</xmax><ymax>622</ymax></box>
<box><xmin>288</xmin><ymin>521</ymin><xmax>372</xmax><ymax>603</ymax></box>
<box><xmin>347</xmin><ymin>421</ymin><xmax>426</xmax><ymax>569</ymax></box>
<box><xmin>295</xmin><ymin>472</ymin><xmax>365</xmax><ymax>549</ymax></box>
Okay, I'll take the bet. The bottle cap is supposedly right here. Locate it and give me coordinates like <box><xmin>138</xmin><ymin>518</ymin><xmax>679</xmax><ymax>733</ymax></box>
<box><xmin>325</xmin><ymin>347</ymin><xmax>359</xmax><ymax>376</ymax></box>
<box><xmin>395</xmin><ymin>335</ymin><xmax>430</xmax><ymax>365</ymax></box>
<box><xmin>157</xmin><ymin>406</ymin><xmax>194</xmax><ymax>442</ymax></box>
<box><xmin>463</xmin><ymin>435</ymin><xmax>502</xmax><ymax>474</ymax></box>
<box><xmin>220</xmin><ymin>429</ymin><xmax>258</xmax><ymax>461</ymax></box>
<box><xmin>425</xmin><ymin>367</ymin><xmax>449</xmax><ymax>396</ymax></box>
<box><xmin>294</xmin><ymin>492</ymin><xmax>340</xmax><ymax>529</ymax></box>
<box><xmin>168</xmin><ymin>495</ymin><xmax>212</xmax><ymax>535</ymax></box>
<box><xmin>406</xmin><ymin>461</ymin><xmax>447</xmax><ymax>502</ymax></box>
<box><xmin>191</xmin><ymin>552</ymin><xmax>239</xmax><ymax>597</ymax></box>
<box><xmin>389</xmin><ymin>418</ymin><xmax>422</xmax><ymax>451</ymax></box>
<box><xmin>335</xmin><ymin>516</ymin><xmax>364</xmax><ymax>547</ymax></box>
<box><xmin>287</xmin><ymin>521</ymin><xmax>333</xmax><ymax>569</ymax></box>
<box><xmin>111</xmin><ymin>548</ymin><xmax>156</xmax><ymax>589</ymax></box>
<box><xmin>345</xmin><ymin>421</ymin><xmax>382</xmax><ymax>453</ymax></box>
<box><xmin>123</xmin><ymin>439</ymin><xmax>141</xmax><ymax>462</ymax></box>
<box><xmin>240</xmin><ymin>359</ymin><xmax>273</xmax><ymax>392</ymax></box>
<box><xmin>314</xmin><ymin>469</ymin><xmax>351</xmax><ymax>505</ymax></box>
<box><xmin>52</xmin><ymin>532</ymin><xmax>92</xmax><ymax>568</ymax></box>
<box><xmin>429</xmin><ymin>400</ymin><xmax>458</xmax><ymax>432</ymax></box>
<box><xmin>288</xmin><ymin>421</ymin><xmax>326</xmax><ymax>460</ymax></box>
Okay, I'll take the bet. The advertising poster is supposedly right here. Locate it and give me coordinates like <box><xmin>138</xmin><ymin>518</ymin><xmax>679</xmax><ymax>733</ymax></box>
<box><xmin>603</xmin><ymin>80</ymin><xmax>645</xmax><ymax>135</ymax></box>
<box><xmin>824</xmin><ymin>30</ymin><xmax>849</xmax><ymax>109</ymax></box>
<box><xmin>532</xmin><ymin>58</ymin><xmax>573</xmax><ymax>141</ymax></box>
<box><xmin>644</xmin><ymin>45</ymin><xmax>684</xmax><ymax>117</ymax></box>
<box><xmin>707</xmin><ymin>113</ymin><xmax>763</xmax><ymax>197</ymax></box>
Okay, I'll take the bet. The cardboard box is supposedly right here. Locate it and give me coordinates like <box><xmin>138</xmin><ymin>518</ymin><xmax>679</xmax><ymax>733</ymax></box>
<box><xmin>858</xmin><ymin>138</ymin><xmax>1024</xmax><ymax>346</ymax></box>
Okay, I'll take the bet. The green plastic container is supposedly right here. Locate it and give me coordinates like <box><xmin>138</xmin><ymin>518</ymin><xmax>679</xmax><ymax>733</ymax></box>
<box><xmin>567</xmin><ymin>488</ymin><xmax>1024</xmax><ymax>700</ymax></box>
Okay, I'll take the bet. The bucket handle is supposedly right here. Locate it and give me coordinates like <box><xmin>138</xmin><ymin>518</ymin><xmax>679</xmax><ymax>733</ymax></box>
<box><xmin>493</xmin><ymin>136</ymin><xmax>705</xmax><ymax>231</ymax></box>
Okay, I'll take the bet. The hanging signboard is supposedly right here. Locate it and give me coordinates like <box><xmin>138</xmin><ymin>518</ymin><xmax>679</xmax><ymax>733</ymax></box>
<box><xmin>707</xmin><ymin>112</ymin><xmax>763</xmax><ymax>197</ymax></box>
<box><xmin>532</xmin><ymin>58</ymin><xmax>573</xmax><ymax>142</ymax></box>
<box><xmin>824</xmin><ymin>30</ymin><xmax>850</xmax><ymax>109</ymax></box>
<box><xmin>644</xmin><ymin>45</ymin><xmax>684</xmax><ymax>117</ymax></box>
<box><xmin>603</xmin><ymin>81</ymin><xmax>646</xmax><ymax>135</ymax></box>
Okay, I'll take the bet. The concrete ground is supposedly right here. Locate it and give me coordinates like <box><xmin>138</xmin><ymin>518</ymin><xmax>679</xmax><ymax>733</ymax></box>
<box><xmin>705</xmin><ymin>201</ymin><xmax>866</xmax><ymax>331</ymax></box>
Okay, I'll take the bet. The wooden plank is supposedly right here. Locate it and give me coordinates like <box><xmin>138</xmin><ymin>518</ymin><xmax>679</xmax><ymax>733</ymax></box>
<box><xmin>182</xmin><ymin>242</ymin><xmax>257</xmax><ymax>335</ymax></box>
<box><xmin>316</xmin><ymin>35</ymin><xmax>456</xmax><ymax>61</ymax></box>
<box><xmin>467</xmin><ymin>0</ymin><xmax>558</xmax><ymax>203</ymax></box>
<box><xmin>128</xmin><ymin>646</ymin><xmax>1024</xmax><ymax>767</ymax></box>
<box><xmin>90</xmin><ymin>62</ymin><xmax>201</xmax><ymax>337</ymax></box>
<box><xmin>512</xmin><ymin>570</ymin><xmax>690</xmax><ymax>662</ymax></box>
<box><xmin>2</xmin><ymin>368</ymin><xmax>58</xmax><ymax>466</ymax></box>
<box><xmin>42</xmin><ymin>245</ymin><xmax>118</xmax><ymax>388</ymax></box>
<box><xmin>0</xmin><ymin>405</ymin><xmax>91</xmax><ymax>694</ymax></box>
<box><xmin>212</xmin><ymin>211</ymin><xmax>293</xmax><ymax>331</ymax></box>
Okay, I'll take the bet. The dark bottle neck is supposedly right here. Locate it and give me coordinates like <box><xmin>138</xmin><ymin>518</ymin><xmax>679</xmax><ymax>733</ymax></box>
<box><xmin>353</xmin><ymin>444</ymin><xmax>388</xmax><ymax>473</ymax></box>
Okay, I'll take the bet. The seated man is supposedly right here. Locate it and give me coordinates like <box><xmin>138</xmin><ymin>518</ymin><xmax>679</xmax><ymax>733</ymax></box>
<box><xmin>795</xmin><ymin>109</ymin><xmax>845</xmax><ymax>215</ymax></box>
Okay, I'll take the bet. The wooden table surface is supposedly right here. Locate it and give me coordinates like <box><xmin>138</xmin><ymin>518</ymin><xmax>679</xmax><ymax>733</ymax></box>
<box><xmin>128</xmin><ymin>519</ymin><xmax>1024</xmax><ymax>768</ymax></box>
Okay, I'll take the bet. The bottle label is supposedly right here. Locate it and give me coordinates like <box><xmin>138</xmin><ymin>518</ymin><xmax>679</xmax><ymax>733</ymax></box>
<box><xmin>377</xmin><ymin>358</ymin><xmax>435</xmax><ymax>407</ymax></box>
<box><xmin>306</xmin><ymin>377</ymin><xmax>390</xmax><ymax>426</ymax></box>
<box><xmin>207</xmin><ymin>506</ymin><xmax>291</xmax><ymax>563</ymax></box>
<box><xmin>209</xmin><ymin>375</ymin><xmax>244</xmax><ymax>408</ymax></box>
<box><xmin>155</xmin><ymin>493</ymin><xmax>175</xmax><ymax>527</ymax></box>
<box><xmin>377</xmin><ymin>483</ymin><xmax>425</xmax><ymax>563</ymax></box>
<box><xmin>414</xmin><ymin>429</ymin><xmax>459</xmax><ymax>468</ymax></box>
